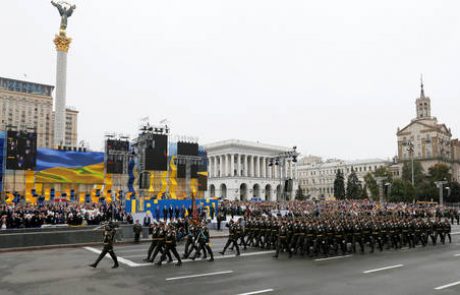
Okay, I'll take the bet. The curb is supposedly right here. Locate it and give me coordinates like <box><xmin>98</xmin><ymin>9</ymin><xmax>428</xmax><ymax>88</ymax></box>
<box><xmin>0</xmin><ymin>234</ymin><xmax>229</xmax><ymax>253</ymax></box>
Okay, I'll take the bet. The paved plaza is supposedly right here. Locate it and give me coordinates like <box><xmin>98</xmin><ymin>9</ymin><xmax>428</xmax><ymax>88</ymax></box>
<box><xmin>2</xmin><ymin>227</ymin><xmax>460</xmax><ymax>295</ymax></box>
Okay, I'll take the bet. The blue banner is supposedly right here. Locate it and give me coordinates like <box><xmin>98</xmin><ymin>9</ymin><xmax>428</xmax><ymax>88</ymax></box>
<box><xmin>125</xmin><ymin>198</ymin><xmax>218</xmax><ymax>220</ymax></box>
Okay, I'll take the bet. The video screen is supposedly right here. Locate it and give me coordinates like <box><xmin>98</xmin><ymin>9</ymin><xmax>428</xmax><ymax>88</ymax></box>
<box><xmin>35</xmin><ymin>149</ymin><xmax>104</xmax><ymax>184</ymax></box>
<box><xmin>177</xmin><ymin>142</ymin><xmax>198</xmax><ymax>156</ymax></box>
<box><xmin>6</xmin><ymin>131</ymin><xmax>37</xmax><ymax>170</ymax></box>
<box><xmin>144</xmin><ymin>134</ymin><xmax>168</xmax><ymax>171</ymax></box>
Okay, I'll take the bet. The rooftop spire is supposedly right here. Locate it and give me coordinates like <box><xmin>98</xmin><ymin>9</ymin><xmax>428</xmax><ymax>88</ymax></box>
<box><xmin>420</xmin><ymin>74</ymin><xmax>425</xmax><ymax>98</ymax></box>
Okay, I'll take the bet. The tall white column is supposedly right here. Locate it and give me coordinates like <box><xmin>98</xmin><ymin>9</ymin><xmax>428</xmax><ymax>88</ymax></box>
<box><xmin>209</xmin><ymin>157</ymin><xmax>212</xmax><ymax>177</ymax></box>
<box><xmin>237</xmin><ymin>154</ymin><xmax>241</xmax><ymax>176</ymax></box>
<box><xmin>220</xmin><ymin>155</ymin><xmax>224</xmax><ymax>177</ymax></box>
<box><xmin>263</xmin><ymin>158</ymin><xmax>266</xmax><ymax>178</ymax></box>
<box><xmin>255</xmin><ymin>156</ymin><xmax>260</xmax><ymax>177</ymax></box>
<box><xmin>244</xmin><ymin>155</ymin><xmax>248</xmax><ymax>177</ymax></box>
<box><xmin>230</xmin><ymin>154</ymin><xmax>235</xmax><ymax>177</ymax></box>
<box><xmin>268</xmin><ymin>161</ymin><xmax>272</xmax><ymax>178</ymax></box>
<box><xmin>53</xmin><ymin>42</ymin><xmax>70</xmax><ymax>147</ymax></box>
<box><xmin>249</xmin><ymin>155</ymin><xmax>254</xmax><ymax>177</ymax></box>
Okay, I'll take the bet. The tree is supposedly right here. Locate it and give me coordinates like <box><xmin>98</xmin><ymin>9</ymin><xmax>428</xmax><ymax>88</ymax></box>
<box><xmin>361</xmin><ymin>184</ymin><xmax>369</xmax><ymax>199</ymax></box>
<box><xmin>364</xmin><ymin>173</ymin><xmax>379</xmax><ymax>200</ymax></box>
<box><xmin>415</xmin><ymin>163</ymin><xmax>451</xmax><ymax>202</ymax></box>
<box><xmin>295</xmin><ymin>185</ymin><xmax>305</xmax><ymax>200</ymax></box>
<box><xmin>346</xmin><ymin>167</ymin><xmax>362</xmax><ymax>199</ymax></box>
<box><xmin>427</xmin><ymin>163</ymin><xmax>451</xmax><ymax>182</ymax></box>
<box><xmin>388</xmin><ymin>179</ymin><xmax>415</xmax><ymax>202</ymax></box>
<box><xmin>364</xmin><ymin>166</ymin><xmax>393</xmax><ymax>201</ymax></box>
<box><xmin>333</xmin><ymin>169</ymin><xmax>346</xmax><ymax>200</ymax></box>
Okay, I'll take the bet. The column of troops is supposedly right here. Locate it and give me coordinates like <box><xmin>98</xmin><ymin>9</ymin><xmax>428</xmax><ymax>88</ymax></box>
<box><xmin>90</xmin><ymin>213</ymin><xmax>453</xmax><ymax>268</ymax></box>
<box><xmin>227</xmin><ymin>215</ymin><xmax>452</xmax><ymax>258</ymax></box>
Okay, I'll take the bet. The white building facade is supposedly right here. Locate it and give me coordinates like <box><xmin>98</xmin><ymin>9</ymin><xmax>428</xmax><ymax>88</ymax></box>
<box><xmin>297</xmin><ymin>157</ymin><xmax>391</xmax><ymax>199</ymax></box>
<box><xmin>205</xmin><ymin>139</ymin><xmax>297</xmax><ymax>201</ymax></box>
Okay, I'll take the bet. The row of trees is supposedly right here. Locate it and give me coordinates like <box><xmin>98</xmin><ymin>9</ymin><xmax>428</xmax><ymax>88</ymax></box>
<box><xmin>331</xmin><ymin>162</ymin><xmax>460</xmax><ymax>203</ymax></box>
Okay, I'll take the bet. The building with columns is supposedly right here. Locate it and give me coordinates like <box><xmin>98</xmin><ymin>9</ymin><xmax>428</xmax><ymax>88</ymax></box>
<box><xmin>205</xmin><ymin>139</ymin><xmax>297</xmax><ymax>201</ymax></box>
<box><xmin>396</xmin><ymin>81</ymin><xmax>460</xmax><ymax>182</ymax></box>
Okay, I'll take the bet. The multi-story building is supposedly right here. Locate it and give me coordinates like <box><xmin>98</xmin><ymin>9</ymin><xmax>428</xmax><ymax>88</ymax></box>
<box><xmin>0</xmin><ymin>77</ymin><xmax>78</xmax><ymax>148</ymax></box>
<box><xmin>64</xmin><ymin>107</ymin><xmax>78</xmax><ymax>147</ymax></box>
<box><xmin>396</xmin><ymin>81</ymin><xmax>460</xmax><ymax>182</ymax></box>
<box><xmin>297</xmin><ymin>157</ymin><xmax>390</xmax><ymax>199</ymax></box>
<box><xmin>205</xmin><ymin>139</ymin><xmax>297</xmax><ymax>201</ymax></box>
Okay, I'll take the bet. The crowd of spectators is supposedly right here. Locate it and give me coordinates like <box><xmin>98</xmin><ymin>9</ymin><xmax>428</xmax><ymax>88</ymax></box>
<box><xmin>0</xmin><ymin>202</ymin><xmax>133</xmax><ymax>230</ymax></box>
<box><xmin>2</xmin><ymin>199</ymin><xmax>460</xmax><ymax>231</ymax></box>
<box><xmin>216</xmin><ymin>199</ymin><xmax>460</xmax><ymax>222</ymax></box>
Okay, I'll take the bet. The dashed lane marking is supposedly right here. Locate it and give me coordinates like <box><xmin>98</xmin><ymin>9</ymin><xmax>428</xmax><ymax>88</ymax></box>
<box><xmin>363</xmin><ymin>264</ymin><xmax>404</xmax><ymax>274</ymax></box>
<box><xmin>235</xmin><ymin>289</ymin><xmax>275</xmax><ymax>295</ymax></box>
<box><xmin>314</xmin><ymin>255</ymin><xmax>353</xmax><ymax>262</ymax></box>
<box><xmin>165</xmin><ymin>270</ymin><xmax>233</xmax><ymax>281</ymax></box>
<box><xmin>434</xmin><ymin>281</ymin><xmax>460</xmax><ymax>290</ymax></box>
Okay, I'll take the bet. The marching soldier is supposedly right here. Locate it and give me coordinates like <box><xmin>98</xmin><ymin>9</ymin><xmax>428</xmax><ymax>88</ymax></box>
<box><xmin>157</xmin><ymin>224</ymin><xmax>182</xmax><ymax>266</ymax></box>
<box><xmin>149</xmin><ymin>223</ymin><xmax>173</xmax><ymax>263</ymax></box>
<box><xmin>191</xmin><ymin>224</ymin><xmax>214</xmax><ymax>262</ymax></box>
<box><xmin>219</xmin><ymin>220</ymin><xmax>240</xmax><ymax>256</ymax></box>
<box><xmin>89</xmin><ymin>221</ymin><xmax>119</xmax><ymax>269</ymax></box>
<box><xmin>274</xmin><ymin>221</ymin><xmax>292</xmax><ymax>258</ymax></box>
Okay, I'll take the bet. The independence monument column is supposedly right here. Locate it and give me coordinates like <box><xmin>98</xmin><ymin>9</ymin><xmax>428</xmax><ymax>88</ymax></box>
<box><xmin>51</xmin><ymin>1</ymin><xmax>76</xmax><ymax>147</ymax></box>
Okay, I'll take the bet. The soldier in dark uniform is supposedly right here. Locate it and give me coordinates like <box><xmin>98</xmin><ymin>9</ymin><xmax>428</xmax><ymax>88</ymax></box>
<box><xmin>157</xmin><ymin>224</ymin><xmax>182</xmax><ymax>266</ymax></box>
<box><xmin>442</xmin><ymin>219</ymin><xmax>452</xmax><ymax>244</ymax></box>
<box><xmin>149</xmin><ymin>223</ymin><xmax>172</xmax><ymax>263</ymax></box>
<box><xmin>219</xmin><ymin>220</ymin><xmax>240</xmax><ymax>256</ymax></box>
<box><xmin>274</xmin><ymin>221</ymin><xmax>292</xmax><ymax>258</ymax></box>
<box><xmin>182</xmin><ymin>225</ymin><xmax>197</xmax><ymax>259</ymax></box>
<box><xmin>191</xmin><ymin>224</ymin><xmax>214</xmax><ymax>262</ymax></box>
<box><xmin>89</xmin><ymin>222</ymin><xmax>119</xmax><ymax>268</ymax></box>
<box><xmin>133</xmin><ymin>220</ymin><xmax>143</xmax><ymax>243</ymax></box>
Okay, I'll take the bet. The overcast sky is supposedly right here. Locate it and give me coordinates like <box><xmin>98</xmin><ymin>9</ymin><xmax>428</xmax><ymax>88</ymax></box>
<box><xmin>1</xmin><ymin>0</ymin><xmax>459</xmax><ymax>160</ymax></box>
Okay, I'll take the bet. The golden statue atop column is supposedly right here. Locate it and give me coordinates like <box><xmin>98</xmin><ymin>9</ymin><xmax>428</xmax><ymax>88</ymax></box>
<box><xmin>51</xmin><ymin>0</ymin><xmax>76</xmax><ymax>53</ymax></box>
<box><xmin>51</xmin><ymin>0</ymin><xmax>76</xmax><ymax>148</ymax></box>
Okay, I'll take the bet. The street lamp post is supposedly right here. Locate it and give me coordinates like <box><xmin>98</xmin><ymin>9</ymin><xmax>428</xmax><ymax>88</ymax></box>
<box><xmin>269</xmin><ymin>146</ymin><xmax>299</xmax><ymax>202</ymax></box>
<box><xmin>403</xmin><ymin>140</ymin><xmax>415</xmax><ymax>186</ymax></box>
<box><xmin>375</xmin><ymin>177</ymin><xmax>386</xmax><ymax>205</ymax></box>
<box><xmin>434</xmin><ymin>180</ymin><xmax>448</xmax><ymax>207</ymax></box>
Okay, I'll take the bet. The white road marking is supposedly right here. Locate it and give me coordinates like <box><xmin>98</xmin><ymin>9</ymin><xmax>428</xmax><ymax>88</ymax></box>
<box><xmin>451</xmin><ymin>232</ymin><xmax>460</xmax><ymax>235</ymax></box>
<box><xmin>434</xmin><ymin>281</ymin><xmax>460</xmax><ymax>290</ymax></box>
<box><xmin>363</xmin><ymin>264</ymin><xmax>404</xmax><ymax>274</ymax></box>
<box><xmin>165</xmin><ymin>270</ymin><xmax>233</xmax><ymax>281</ymax></box>
<box><xmin>314</xmin><ymin>255</ymin><xmax>353</xmax><ymax>262</ymax></box>
<box><xmin>84</xmin><ymin>246</ymin><xmax>141</xmax><ymax>267</ymax></box>
<box><xmin>235</xmin><ymin>289</ymin><xmax>274</xmax><ymax>295</ymax></box>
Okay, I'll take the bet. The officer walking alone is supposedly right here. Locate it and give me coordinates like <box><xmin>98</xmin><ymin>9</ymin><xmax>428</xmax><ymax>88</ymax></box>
<box><xmin>89</xmin><ymin>221</ymin><xmax>119</xmax><ymax>269</ymax></box>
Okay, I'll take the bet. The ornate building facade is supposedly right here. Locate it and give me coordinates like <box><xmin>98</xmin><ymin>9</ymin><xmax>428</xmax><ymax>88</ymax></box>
<box><xmin>396</xmin><ymin>81</ymin><xmax>460</xmax><ymax>182</ymax></box>
<box><xmin>205</xmin><ymin>139</ymin><xmax>297</xmax><ymax>200</ymax></box>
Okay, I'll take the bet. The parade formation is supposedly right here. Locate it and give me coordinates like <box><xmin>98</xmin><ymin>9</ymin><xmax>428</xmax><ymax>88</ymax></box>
<box><xmin>86</xmin><ymin>200</ymin><xmax>456</xmax><ymax>269</ymax></box>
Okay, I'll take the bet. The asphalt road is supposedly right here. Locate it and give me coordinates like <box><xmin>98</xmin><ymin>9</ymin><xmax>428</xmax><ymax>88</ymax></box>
<box><xmin>2</xmin><ymin>226</ymin><xmax>460</xmax><ymax>295</ymax></box>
